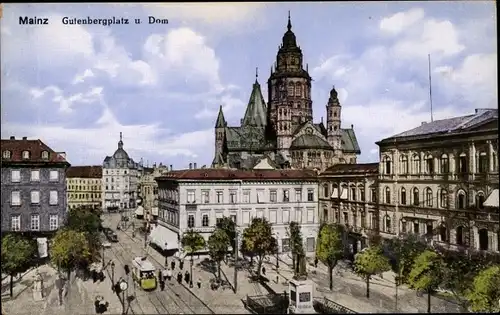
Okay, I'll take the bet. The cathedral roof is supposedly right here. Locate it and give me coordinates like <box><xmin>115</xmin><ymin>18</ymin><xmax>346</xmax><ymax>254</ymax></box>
<box><xmin>341</xmin><ymin>128</ymin><xmax>361</xmax><ymax>153</ymax></box>
<box><xmin>241</xmin><ymin>75</ymin><xmax>267</xmax><ymax>127</ymax></box>
<box><xmin>291</xmin><ymin>134</ymin><xmax>332</xmax><ymax>150</ymax></box>
<box><xmin>215</xmin><ymin>105</ymin><xmax>227</xmax><ymax>128</ymax></box>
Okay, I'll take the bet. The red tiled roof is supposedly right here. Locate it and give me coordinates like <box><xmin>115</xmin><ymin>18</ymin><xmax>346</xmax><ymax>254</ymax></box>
<box><xmin>321</xmin><ymin>163</ymin><xmax>379</xmax><ymax>175</ymax></box>
<box><xmin>156</xmin><ymin>168</ymin><xmax>319</xmax><ymax>181</ymax></box>
<box><xmin>1</xmin><ymin>138</ymin><xmax>69</xmax><ymax>164</ymax></box>
<box><xmin>67</xmin><ymin>166</ymin><xmax>102</xmax><ymax>178</ymax></box>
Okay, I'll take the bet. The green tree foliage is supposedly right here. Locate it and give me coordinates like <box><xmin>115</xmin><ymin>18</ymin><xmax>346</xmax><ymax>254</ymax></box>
<box><xmin>182</xmin><ymin>229</ymin><xmax>206</xmax><ymax>281</ymax></box>
<box><xmin>242</xmin><ymin>217</ymin><xmax>277</xmax><ymax>277</ymax></box>
<box><xmin>407</xmin><ymin>250</ymin><xmax>445</xmax><ymax>313</ymax></box>
<box><xmin>216</xmin><ymin>216</ymin><xmax>236</xmax><ymax>252</ymax></box>
<box><xmin>383</xmin><ymin>234</ymin><xmax>428</xmax><ymax>284</ymax></box>
<box><xmin>50</xmin><ymin>229</ymin><xmax>91</xmax><ymax>280</ymax></box>
<box><xmin>353</xmin><ymin>246</ymin><xmax>390</xmax><ymax>298</ymax></box>
<box><xmin>315</xmin><ymin>224</ymin><xmax>343</xmax><ymax>290</ymax></box>
<box><xmin>65</xmin><ymin>207</ymin><xmax>102</xmax><ymax>263</ymax></box>
<box><xmin>1</xmin><ymin>234</ymin><xmax>36</xmax><ymax>297</ymax></box>
<box><xmin>287</xmin><ymin>221</ymin><xmax>305</xmax><ymax>270</ymax></box>
<box><xmin>466</xmin><ymin>265</ymin><xmax>500</xmax><ymax>313</ymax></box>
<box><xmin>207</xmin><ymin>228</ymin><xmax>230</xmax><ymax>280</ymax></box>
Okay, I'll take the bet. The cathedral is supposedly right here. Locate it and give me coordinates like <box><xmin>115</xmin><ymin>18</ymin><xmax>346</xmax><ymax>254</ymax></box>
<box><xmin>212</xmin><ymin>14</ymin><xmax>360</xmax><ymax>171</ymax></box>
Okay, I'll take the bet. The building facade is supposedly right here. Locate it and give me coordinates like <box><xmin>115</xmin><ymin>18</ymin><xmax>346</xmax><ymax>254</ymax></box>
<box><xmin>376</xmin><ymin>108</ymin><xmax>499</xmax><ymax>253</ymax></box>
<box><xmin>102</xmin><ymin>133</ymin><xmax>141</xmax><ymax>211</ymax></box>
<box><xmin>1</xmin><ymin>136</ymin><xmax>70</xmax><ymax>234</ymax></box>
<box><xmin>66</xmin><ymin>166</ymin><xmax>102</xmax><ymax>211</ymax></box>
<box><xmin>138</xmin><ymin>163</ymin><xmax>168</xmax><ymax>211</ymax></box>
<box><xmin>212</xmin><ymin>14</ymin><xmax>360</xmax><ymax>171</ymax></box>
<box><xmin>319</xmin><ymin>163</ymin><xmax>379</xmax><ymax>257</ymax></box>
<box><xmin>153</xmin><ymin>169</ymin><xmax>320</xmax><ymax>257</ymax></box>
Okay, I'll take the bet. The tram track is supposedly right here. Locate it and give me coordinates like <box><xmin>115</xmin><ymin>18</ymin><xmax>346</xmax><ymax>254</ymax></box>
<box><xmin>117</xmin><ymin>227</ymin><xmax>215</xmax><ymax>314</ymax></box>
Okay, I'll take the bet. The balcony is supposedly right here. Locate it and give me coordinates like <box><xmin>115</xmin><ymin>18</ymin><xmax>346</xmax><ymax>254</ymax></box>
<box><xmin>185</xmin><ymin>204</ymin><xmax>197</xmax><ymax>211</ymax></box>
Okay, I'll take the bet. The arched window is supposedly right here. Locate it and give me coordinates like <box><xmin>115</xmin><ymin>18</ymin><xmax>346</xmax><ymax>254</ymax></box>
<box><xmin>400</xmin><ymin>188</ymin><xmax>407</xmax><ymax>205</ymax></box>
<box><xmin>440</xmin><ymin>154</ymin><xmax>449</xmax><ymax>173</ymax></box>
<box><xmin>412</xmin><ymin>154</ymin><xmax>421</xmax><ymax>174</ymax></box>
<box><xmin>425</xmin><ymin>154</ymin><xmax>434</xmax><ymax>174</ymax></box>
<box><xmin>385</xmin><ymin>215</ymin><xmax>392</xmax><ymax>233</ymax></box>
<box><xmin>2</xmin><ymin>150</ymin><xmax>11</xmax><ymax>159</ymax></box>
<box><xmin>459</xmin><ymin>153</ymin><xmax>467</xmax><ymax>173</ymax></box>
<box><xmin>383</xmin><ymin>156</ymin><xmax>392</xmax><ymax>175</ymax></box>
<box><xmin>41</xmin><ymin>151</ymin><xmax>49</xmax><ymax>159</ymax></box>
<box><xmin>440</xmin><ymin>189</ymin><xmax>448</xmax><ymax>208</ymax></box>
<box><xmin>456</xmin><ymin>226</ymin><xmax>464</xmax><ymax>245</ymax></box>
<box><xmin>439</xmin><ymin>223</ymin><xmax>447</xmax><ymax>242</ymax></box>
<box><xmin>457</xmin><ymin>190</ymin><xmax>467</xmax><ymax>209</ymax></box>
<box><xmin>425</xmin><ymin>187</ymin><xmax>433</xmax><ymax>207</ymax></box>
<box><xmin>323</xmin><ymin>184</ymin><xmax>329</xmax><ymax>198</ymax></box>
<box><xmin>476</xmin><ymin>192</ymin><xmax>485</xmax><ymax>209</ymax></box>
<box><xmin>350</xmin><ymin>186</ymin><xmax>357</xmax><ymax>201</ymax></box>
<box><xmin>358</xmin><ymin>185</ymin><xmax>365</xmax><ymax>202</ymax></box>
<box><xmin>412</xmin><ymin>187</ymin><xmax>419</xmax><ymax>206</ymax></box>
<box><xmin>478</xmin><ymin>229</ymin><xmax>488</xmax><ymax>250</ymax></box>
<box><xmin>22</xmin><ymin>150</ymin><xmax>30</xmax><ymax>159</ymax></box>
<box><xmin>385</xmin><ymin>187</ymin><xmax>391</xmax><ymax>204</ymax></box>
<box><xmin>400</xmin><ymin>155</ymin><xmax>409</xmax><ymax>174</ymax></box>
<box><xmin>296</xmin><ymin>83</ymin><xmax>302</xmax><ymax>96</ymax></box>
<box><xmin>287</xmin><ymin>82</ymin><xmax>294</xmax><ymax>96</ymax></box>
<box><xmin>478</xmin><ymin>152</ymin><xmax>488</xmax><ymax>173</ymax></box>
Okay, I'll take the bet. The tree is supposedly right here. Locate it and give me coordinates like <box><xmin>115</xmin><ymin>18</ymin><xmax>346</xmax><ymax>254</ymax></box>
<box><xmin>287</xmin><ymin>221</ymin><xmax>305</xmax><ymax>270</ymax></box>
<box><xmin>241</xmin><ymin>217</ymin><xmax>277</xmax><ymax>278</ymax></box>
<box><xmin>466</xmin><ymin>265</ymin><xmax>500</xmax><ymax>313</ymax></box>
<box><xmin>65</xmin><ymin>207</ymin><xmax>102</xmax><ymax>264</ymax></box>
<box><xmin>207</xmin><ymin>228</ymin><xmax>230</xmax><ymax>280</ymax></box>
<box><xmin>353</xmin><ymin>245</ymin><xmax>390</xmax><ymax>298</ymax></box>
<box><xmin>1</xmin><ymin>235</ymin><xmax>36</xmax><ymax>297</ymax></box>
<box><xmin>315</xmin><ymin>224</ymin><xmax>343</xmax><ymax>290</ymax></box>
<box><xmin>407</xmin><ymin>250</ymin><xmax>445</xmax><ymax>313</ymax></box>
<box><xmin>181</xmin><ymin>229</ymin><xmax>206</xmax><ymax>283</ymax></box>
<box><xmin>216</xmin><ymin>216</ymin><xmax>236</xmax><ymax>256</ymax></box>
<box><xmin>50</xmin><ymin>229</ymin><xmax>91</xmax><ymax>281</ymax></box>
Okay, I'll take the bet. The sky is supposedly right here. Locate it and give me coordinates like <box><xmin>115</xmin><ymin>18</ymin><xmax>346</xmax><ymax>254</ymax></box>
<box><xmin>1</xmin><ymin>2</ymin><xmax>497</xmax><ymax>168</ymax></box>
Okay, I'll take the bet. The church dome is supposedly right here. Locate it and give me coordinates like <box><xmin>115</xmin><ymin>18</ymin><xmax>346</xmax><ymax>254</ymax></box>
<box><xmin>113</xmin><ymin>147</ymin><xmax>129</xmax><ymax>160</ymax></box>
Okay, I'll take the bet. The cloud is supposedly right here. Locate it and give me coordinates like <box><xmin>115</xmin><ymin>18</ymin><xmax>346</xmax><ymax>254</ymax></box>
<box><xmin>30</xmin><ymin>85</ymin><xmax>103</xmax><ymax>113</ymax></box>
<box><xmin>72</xmin><ymin>69</ymin><xmax>95</xmax><ymax>84</ymax></box>
<box><xmin>379</xmin><ymin>8</ymin><xmax>425</xmax><ymax>35</ymax></box>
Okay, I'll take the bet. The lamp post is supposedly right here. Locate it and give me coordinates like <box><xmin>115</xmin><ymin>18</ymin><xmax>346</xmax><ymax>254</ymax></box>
<box><xmin>274</xmin><ymin>232</ymin><xmax>280</xmax><ymax>284</ymax></box>
<box><xmin>233</xmin><ymin>231</ymin><xmax>239</xmax><ymax>293</ymax></box>
<box><xmin>164</xmin><ymin>243</ymin><xmax>168</xmax><ymax>267</ymax></box>
<box><xmin>119</xmin><ymin>279</ymin><xmax>128</xmax><ymax>315</ymax></box>
<box><xmin>111</xmin><ymin>261</ymin><xmax>116</xmax><ymax>291</ymax></box>
<box><xmin>102</xmin><ymin>245</ymin><xmax>106</xmax><ymax>269</ymax></box>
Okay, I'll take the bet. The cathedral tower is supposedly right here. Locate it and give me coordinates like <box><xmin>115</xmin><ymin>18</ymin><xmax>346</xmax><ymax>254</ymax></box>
<box><xmin>268</xmin><ymin>12</ymin><xmax>313</xmax><ymax>149</ymax></box>
<box><xmin>326</xmin><ymin>86</ymin><xmax>342</xmax><ymax>152</ymax></box>
<box><xmin>214</xmin><ymin>105</ymin><xmax>227</xmax><ymax>160</ymax></box>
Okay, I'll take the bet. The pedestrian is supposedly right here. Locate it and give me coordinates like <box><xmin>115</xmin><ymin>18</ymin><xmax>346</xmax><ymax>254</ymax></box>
<box><xmin>177</xmin><ymin>272</ymin><xmax>182</xmax><ymax>284</ymax></box>
<box><xmin>99</xmin><ymin>270</ymin><xmax>104</xmax><ymax>282</ymax></box>
<box><xmin>184</xmin><ymin>271</ymin><xmax>190</xmax><ymax>284</ymax></box>
<box><xmin>159</xmin><ymin>279</ymin><xmax>165</xmax><ymax>291</ymax></box>
<box><xmin>171</xmin><ymin>260</ymin><xmax>175</xmax><ymax>270</ymax></box>
<box><xmin>314</xmin><ymin>257</ymin><xmax>318</xmax><ymax>268</ymax></box>
<box><xmin>162</xmin><ymin>268</ymin><xmax>168</xmax><ymax>282</ymax></box>
<box><xmin>262</xmin><ymin>267</ymin><xmax>266</xmax><ymax>275</ymax></box>
<box><xmin>179</xmin><ymin>260</ymin><xmax>184</xmax><ymax>270</ymax></box>
<box><xmin>92</xmin><ymin>269</ymin><xmax>97</xmax><ymax>283</ymax></box>
<box><xmin>158</xmin><ymin>270</ymin><xmax>162</xmax><ymax>281</ymax></box>
<box><xmin>197</xmin><ymin>278</ymin><xmax>201</xmax><ymax>289</ymax></box>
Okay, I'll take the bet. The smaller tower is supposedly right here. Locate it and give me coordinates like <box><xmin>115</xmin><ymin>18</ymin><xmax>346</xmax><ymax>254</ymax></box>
<box><xmin>214</xmin><ymin>105</ymin><xmax>227</xmax><ymax>162</ymax></box>
<box><xmin>118</xmin><ymin>132</ymin><xmax>124</xmax><ymax>149</ymax></box>
<box><xmin>326</xmin><ymin>86</ymin><xmax>342</xmax><ymax>151</ymax></box>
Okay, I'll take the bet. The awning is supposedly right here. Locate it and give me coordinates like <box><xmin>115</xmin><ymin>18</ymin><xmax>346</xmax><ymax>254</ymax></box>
<box><xmin>150</xmin><ymin>225</ymin><xmax>179</xmax><ymax>251</ymax></box>
<box><xmin>331</xmin><ymin>188</ymin><xmax>339</xmax><ymax>199</ymax></box>
<box><xmin>483</xmin><ymin>189</ymin><xmax>499</xmax><ymax>208</ymax></box>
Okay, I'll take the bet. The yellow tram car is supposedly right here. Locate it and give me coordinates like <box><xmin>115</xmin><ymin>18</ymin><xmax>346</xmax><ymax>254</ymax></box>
<box><xmin>131</xmin><ymin>257</ymin><xmax>157</xmax><ymax>290</ymax></box>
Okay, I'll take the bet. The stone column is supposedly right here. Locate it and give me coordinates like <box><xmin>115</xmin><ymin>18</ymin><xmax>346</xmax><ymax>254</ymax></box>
<box><xmin>472</xmin><ymin>226</ymin><xmax>479</xmax><ymax>250</ymax></box>
<box><xmin>488</xmin><ymin>141</ymin><xmax>494</xmax><ymax>172</ymax></box>
<box><xmin>469</xmin><ymin>142</ymin><xmax>476</xmax><ymax>175</ymax></box>
<box><xmin>420</xmin><ymin>152</ymin><xmax>425</xmax><ymax>174</ymax></box>
<box><xmin>449</xmin><ymin>153</ymin><xmax>456</xmax><ymax>176</ymax></box>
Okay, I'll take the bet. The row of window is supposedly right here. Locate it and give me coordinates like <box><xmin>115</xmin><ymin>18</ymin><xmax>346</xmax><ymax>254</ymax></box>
<box><xmin>141</xmin><ymin>186</ymin><xmax>158</xmax><ymax>196</ymax></box>
<box><xmin>104</xmin><ymin>185</ymin><xmax>130</xmax><ymax>191</ymax></box>
<box><xmin>68</xmin><ymin>185</ymin><xmax>101</xmax><ymax>191</ymax></box>
<box><xmin>67</xmin><ymin>179</ymin><xmax>100</xmax><ymax>184</ymax></box>
<box><xmin>3</xmin><ymin>150</ymin><xmax>50</xmax><ymax>160</ymax></box>
<box><xmin>383</xmin><ymin>187</ymin><xmax>484</xmax><ymax>209</ymax></box>
<box><xmin>182</xmin><ymin>189</ymin><xmax>316</xmax><ymax>204</ymax></box>
<box><xmin>323</xmin><ymin>185</ymin><xmax>377</xmax><ymax>203</ymax></box>
<box><xmin>383</xmin><ymin>152</ymin><xmax>496</xmax><ymax>175</ymax></box>
<box><xmin>68</xmin><ymin>193</ymin><xmax>101</xmax><ymax>200</ymax></box>
<box><xmin>9</xmin><ymin>170</ymin><xmax>60</xmax><ymax>183</ymax></box>
<box><xmin>105</xmin><ymin>177</ymin><xmax>130</xmax><ymax>183</ymax></box>
<box><xmin>10</xmin><ymin>214</ymin><xmax>59</xmax><ymax>231</ymax></box>
<box><xmin>104</xmin><ymin>170</ymin><xmax>129</xmax><ymax>175</ymax></box>
<box><xmin>184</xmin><ymin>208</ymin><xmax>316</xmax><ymax>228</ymax></box>
<box><xmin>9</xmin><ymin>190</ymin><xmax>60</xmax><ymax>206</ymax></box>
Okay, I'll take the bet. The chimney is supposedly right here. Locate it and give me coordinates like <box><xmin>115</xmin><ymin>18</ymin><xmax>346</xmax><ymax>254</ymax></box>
<box><xmin>22</xmin><ymin>137</ymin><xmax>27</xmax><ymax>140</ymax></box>
<box><xmin>9</xmin><ymin>136</ymin><xmax>15</xmax><ymax>140</ymax></box>
<box><xmin>169</xmin><ymin>165</ymin><xmax>173</xmax><ymax>171</ymax></box>
<box><xmin>421</xmin><ymin>121</ymin><xmax>427</xmax><ymax>125</ymax></box>
<box><xmin>194</xmin><ymin>163</ymin><xmax>197</xmax><ymax>169</ymax></box>
<box><xmin>351</xmin><ymin>124</ymin><xmax>354</xmax><ymax>129</ymax></box>
<box><xmin>57</xmin><ymin>152</ymin><xmax>67</xmax><ymax>159</ymax></box>
<box><xmin>189</xmin><ymin>163</ymin><xmax>192</xmax><ymax>169</ymax></box>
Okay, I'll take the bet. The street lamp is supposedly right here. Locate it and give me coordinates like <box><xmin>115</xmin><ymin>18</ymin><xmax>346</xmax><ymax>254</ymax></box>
<box><xmin>164</xmin><ymin>243</ymin><xmax>168</xmax><ymax>267</ymax></box>
<box><xmin>111</xmin><ymin>261</ymin><xmax>116</xmax><ymax>291</ymax></box>
<box><xmin>119</xmin><ymin>279</ymin><xmax>128</xmax><ymax>315</ymax></box>
<box><xmin>233</xmin><ymin>231</ymin><xmax>239</xmax><ymax>293</ymax></box>
<box><xmin>274</xmin><ymin>232</ymin><xmax>280</xmax><ymax>284</ymax></box>
<box><xmin>102</xmin><ymin>245</ymin><xmax>106</xmax><ymax>268</ymax></box>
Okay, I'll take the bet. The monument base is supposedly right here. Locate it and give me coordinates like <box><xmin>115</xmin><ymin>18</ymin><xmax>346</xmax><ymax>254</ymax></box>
<box><xmin>288</xmin><ymin>278</ymin><xmax>315</xmax><ymax>314</ymax></box>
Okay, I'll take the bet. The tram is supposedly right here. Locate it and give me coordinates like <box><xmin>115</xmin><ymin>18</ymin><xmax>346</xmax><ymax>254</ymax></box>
<box><xmin>131</xmin><ymin>256</ymin><xmax>157</xmax><ymax>290</ymax></box>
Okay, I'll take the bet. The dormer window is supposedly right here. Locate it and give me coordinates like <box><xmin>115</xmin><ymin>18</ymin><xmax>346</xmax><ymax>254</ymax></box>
<box><xmin>41</xmin><ymin>151</ymin><xmax>49</xmax><ymax>160</ymax></box>
<box><xmin>2</xmin><ymin>150</ymin><xmax>11</xmax><ymax>159</ymax></box>
<box><xmin>22</xmin><ymin>151</ymin><xmax>30</xmax><ymax>159</ymax></box>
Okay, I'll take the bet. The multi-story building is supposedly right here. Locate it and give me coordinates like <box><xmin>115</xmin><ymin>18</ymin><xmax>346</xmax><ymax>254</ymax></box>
<box><xmin>376</xmin><ymin>108</ymin><xmax>499</xmax><ymax>253</ymax></box>
<box><xmin>319</xmin><ymin>163</ymin><xmax>379</xmax><ymax>257</ymax></box>
<box><xmin>102</xmin><ymin>133</ymin><xmax>141</xmax><ymax>211</ymax></box>
<box><xmin>153</xmin><ymin>169</ymin><xmax>319</xmax><ymax>257</ymax></box>
<box><xmin>66</xmin><ymin>166</ymin><xmax>103</xmax><ymax>211</ymax></box>
<box><xmin>137</xmin><ymin>163</ymin><xmax>169</xmax><ymax>212</ymax></box>
<box><xmin>1</xmin><ymin>136</ymin><xmax>70</xmax><ymax>234</ymax></box>
<box><xmin>212</xmin><ymin>14</ymin><xmax>360</xmax><ymax>171</ymax></box>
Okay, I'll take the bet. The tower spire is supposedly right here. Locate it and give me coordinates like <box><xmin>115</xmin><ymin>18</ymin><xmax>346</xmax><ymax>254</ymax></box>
<box><xmin>255</xmin><ymin>67</ymin><xmax>259</xmax><ymax>83</ymax></box>
<box><xmin>119</xmin><ymin>132</ymin><xmax>122</xmax><ymax>142</ymax></box>
<box><xmin>287</xmin><ymin>11</ymin><xmax>292</xmax><ymax>31</ymax></box>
